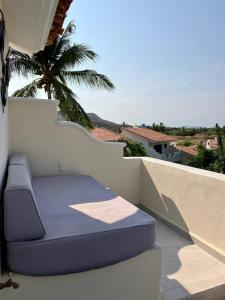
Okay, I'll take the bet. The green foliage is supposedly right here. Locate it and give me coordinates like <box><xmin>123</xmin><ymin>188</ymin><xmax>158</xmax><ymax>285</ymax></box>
<box><xmin>9</xmin><ymin>21</ymin><xmax>115</xmax><ymax>128</ymax></box>
<box><xmin>152</xmin><ymin>122</ymin><xmax>166</xmax><ymax>133</ymax></box>
<box><xmin>188</xmin><ymin>124</ymin><xmax>225</xmax><ymax>174</ymax></box>
<box><xmin>118</xmin><ymin>138</ymin><xmax>147</xmax><ymax>157</ymax></box>
<box><xmin>188</xmin><ymin>144</ymin><xmax>216</xmax><ymax>170</ymax></box>
<box><xmin>149</xmin><ymin>123</ymin><xmax>212</xmax><ymax>137</ymax></box>
<box><xmin>177</xmin><ymin>140</ymin><xmax>194</xmax><ymax>147</ymax></box>
<box><xmin>168</xmin><ymin>126</ymin><xmax>198</xmax><ymax>136</ymax></box>
<box><xmin>212</xmin><ymin>124</ymin><xmax>225</xmax><ymax>173</ymax></box>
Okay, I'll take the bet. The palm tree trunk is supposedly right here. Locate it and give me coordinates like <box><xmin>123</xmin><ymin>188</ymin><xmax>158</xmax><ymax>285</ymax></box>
<box><xmin>45</xmin><ymin>83</ymin><xmax>52</xmax><ymax>99</ymax></box>
<box><xmin>47</xmin><ymin>90</ymin><xmax>52</xmax><ymax>99</ymax></box>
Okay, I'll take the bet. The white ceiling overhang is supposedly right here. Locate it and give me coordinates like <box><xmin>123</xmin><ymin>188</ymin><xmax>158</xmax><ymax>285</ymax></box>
<box><xmin>3</xmin><ymin>0</ymin><xmax>59</xmax><ymax>54</ymax></box>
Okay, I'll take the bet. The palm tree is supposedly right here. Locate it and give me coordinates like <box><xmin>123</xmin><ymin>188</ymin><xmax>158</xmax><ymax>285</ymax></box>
<box><xmin>9</xmin><ymin>21</ymin><xmax>115</xmax><ymax>128</ymax></box>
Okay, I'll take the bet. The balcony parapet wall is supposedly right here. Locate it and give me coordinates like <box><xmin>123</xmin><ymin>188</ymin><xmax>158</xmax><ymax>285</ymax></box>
<box><xmin>141</xmin><ymin>157</ymin><xmax>225</xmax><ymax>263</ymax></box>
<box><xmin>8</xmin><ymin>98</ymin><xmax>225</xmax><ymax>262</ymax></box>
<box><xmin>8</xmin><ymin>98</ymin><xmax>141</xmax><ymax>204</ymax></box>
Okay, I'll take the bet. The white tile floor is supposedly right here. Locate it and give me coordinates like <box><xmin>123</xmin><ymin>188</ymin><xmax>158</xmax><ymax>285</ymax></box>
<box><xmin>157</xmin><ymin>221</ymin><xmax>225</xmax><ymax>300</ymax></box>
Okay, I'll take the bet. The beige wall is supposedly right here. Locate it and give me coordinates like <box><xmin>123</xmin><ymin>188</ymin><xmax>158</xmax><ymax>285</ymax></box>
<box><xmin>9</xmin><ymin>99</ymin><xmax>142</xmax><ymax>204</ymax></box>
<box><xmin>1</xmin><ymin>248</ymin><xmax>162</xmax><ymax>300</ymax></box>
<box><xmin>141</xmin><ymin>157</ymin><xmax>225</xmax><ymax>262</ymax></box>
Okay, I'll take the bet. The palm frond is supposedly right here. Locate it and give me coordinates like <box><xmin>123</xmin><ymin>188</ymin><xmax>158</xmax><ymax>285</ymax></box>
<box><xmin>62</xmin><ymin>69</ymin><xmax>115</xmax><ymax>90</ymax></box>
<box><xmin>9</xmin><ymin>48</ymin><xmax>30</xmax><ymax>60</ymax></box>
<box><xmin>52</xmin><ymin>79</ymin><xmax>93</xmax><ymax>128</ymax></box>
<box><xmin>54</xmin><ymin>44</ymin><xmax>97</xmax><ymax>72</ymax></box>
<box><xmin>59</xmin><ymin>96</ymin><xmax>93</xmax><ymax>128</ymax></box>
<box><xmin>56</xmin><ymin>73</ymin><xmax>66</xmax><ymax>85</ymax></box>
<box><xmin>11</xmin><ymin>80</ymin><xmax>40</xmax><ymax>97</ymax></box>
<box><xmin>52</xmin><ymin>78</ymin><xmax>73</xmax><ymax>101</ymax></box>
<box><xmin>9</xmin><ymin>48</ymin><xmax>41</xmax><ymax>78</ymax></box>
<box><xmin>38</xmin><ymin>21</ymin><xmax>76</xmax><ymax>68</ymax></box>
<box><xmin>9</xmin><ymin>19</ymin><xmax>114</xmax><ymax>128</ymax></box>
<box><xmin>60</xmin><ymin>21</ymin><xmax>76</xmax><ymax>41</ymax></box>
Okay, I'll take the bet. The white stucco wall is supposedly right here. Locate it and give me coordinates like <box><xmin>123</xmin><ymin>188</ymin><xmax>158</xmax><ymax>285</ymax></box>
<box><xmin>9</xmin><ymin>99</ymin><xmax>142</xmax><ymax>204</ymax></box>
<box><xmin>141</xmin><ymin>157</ymin><xmax>225</xmax><ymax>262</ymax></box>
<box><xmin>3</xmin><ymin>0</ymin><xmax>59</xmax><ymax>54</ymax></box>
<box><xmin>1</xmin><ymin>248</ymin><xmax>162</xmax><ymax>300</ymax></box>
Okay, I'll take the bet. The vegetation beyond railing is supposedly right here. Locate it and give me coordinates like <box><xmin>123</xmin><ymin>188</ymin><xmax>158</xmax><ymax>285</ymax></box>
<box><xmin>188</xmin><ymin>124</ymin><xmax>225</xmax><ymax>174</ymax></box>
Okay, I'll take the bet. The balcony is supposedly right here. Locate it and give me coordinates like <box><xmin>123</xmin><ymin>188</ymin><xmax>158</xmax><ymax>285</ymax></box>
<box><xmin>2</xmin><ymin>98</ymin><xmax>225</xmax><ymax>300</ymax></box>
<box><xmin>155</xmin><ymin>219</ymin><xmax>225</xmax><ymax>299</ymax></box>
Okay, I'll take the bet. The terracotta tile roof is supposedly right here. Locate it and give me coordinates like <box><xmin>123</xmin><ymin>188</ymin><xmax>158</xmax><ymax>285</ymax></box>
<box><xmin>122</xmin><ymin>127</ymin><xmax>176</xmax><ymax>142</ymax></box>
<box><xmin>175</xmin><ymin>145</ymin><xmax>198</xmax><ymax>156</ymax></box>
<box><xmin>46</xmin><ymin>0</ymin><xmax>73</xmax><ymax>45</ymax></box>
<box><xmin>91</xmin><ymin>128</ymin><xmax>121</xmax><ymax>142</ymax></box>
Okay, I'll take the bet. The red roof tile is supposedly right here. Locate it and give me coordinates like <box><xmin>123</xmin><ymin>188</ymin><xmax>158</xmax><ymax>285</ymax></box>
<box><xmin>47</xmin><ymin>0</ymin><xmax>73</xmax><ymax>45</ymax></box>
<box><xmin>175</xmin><ymin>145</ymin><xmax>198</xmax><ymax>156</ymax></box>
<box><xmin>91</xmin><ymin>128</ymin><xmax>121</xmax><ymax>142</ymax></box>
<box><xmin>122</xmin><ymin>127</ymin><xmax>176</xmax><ymax>142</ymax></box>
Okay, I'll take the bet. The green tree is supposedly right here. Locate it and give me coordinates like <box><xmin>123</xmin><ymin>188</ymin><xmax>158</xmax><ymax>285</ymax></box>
<box><xmin>222</xmin><ymin>125</ymin><xmax>225</xmax><ymax>136</ymax></box>
<box><xmin>118</xmin><ymin>138</ymin><xmax>147</xmax><ymax>157</ymax></box>
<box><xmin>188</xmin><ymin>124</ymin><xmax>225</xmax><ymax>174</ymax></box>
<box><xmin>9</xmin><ymin>21</ymin><xmax>114</xmax><ymax>128</ymax></box>
<box><xmin>188</xmin><ymin>144</ymin><xmax>216</xmax><ymax>169</ymax></box>
<box><xmin>152</xmin><ymin>122</ymin><xmax>157</xmax><ymax>131</ymax></box>
<box><xmin>159</xmin><ymin>122</ymin><xmax>166</xmax><ymax>133</ymax></box>
<box><xmin>212</xmin><ymin>124</ymin><xmax>225</xmax><ymax>173</ymax></box>
<box><xmin>152</xmin><ymin>122</ymin><xmax>166</xmax><ymax>133</ymax></box>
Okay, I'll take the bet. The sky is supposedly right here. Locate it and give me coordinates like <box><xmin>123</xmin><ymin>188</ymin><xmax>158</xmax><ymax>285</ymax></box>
<box><xmin>9</xmin><ymin>0</ymin><xmax>225</xmax><ymax>127</ymax></box>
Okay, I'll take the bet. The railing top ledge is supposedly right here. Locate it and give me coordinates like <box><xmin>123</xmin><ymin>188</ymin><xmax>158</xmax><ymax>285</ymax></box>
<box><xmin>141</xmin><ymin>156</ymin><xmax>225</xmax><ymax>181</ymax></box>
<box><xmin>9</xmin><ymin>97</ymin><xmax>60</xmax><ymax>105</ymax></box>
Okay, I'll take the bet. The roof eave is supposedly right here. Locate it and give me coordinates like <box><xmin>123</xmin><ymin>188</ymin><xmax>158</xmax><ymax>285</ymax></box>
<box><xmin>122</xmin><ymin>128</ymin><xmax>176</xmax><ymax>143</ymax></box>
<box><xmin>46</xmin><ymin>0</ymin><xmax>73</xmax><ymax>46</ymax></box>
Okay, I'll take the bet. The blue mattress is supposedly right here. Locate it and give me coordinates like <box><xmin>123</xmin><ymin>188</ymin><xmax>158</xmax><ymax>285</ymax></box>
<box><xmin>6</xmin><ymin>175</ymin><xmax>156</xmax><ymax>276</ymax></box>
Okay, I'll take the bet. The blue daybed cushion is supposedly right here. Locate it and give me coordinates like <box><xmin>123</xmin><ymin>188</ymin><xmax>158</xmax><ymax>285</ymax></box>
<box><xmin>9</xmin><ymin>153</ymin><xmax>32</xmax><ymax>179</ymax></box>
<box><xmin>4</xmin><ymin>164</ymin><xmax>46</xmax><ymax>242</ymax></box>
<box><xmin>6</xmin><ymin>175</ymin><xmax>156</xmax><ymax>276</ymax></box>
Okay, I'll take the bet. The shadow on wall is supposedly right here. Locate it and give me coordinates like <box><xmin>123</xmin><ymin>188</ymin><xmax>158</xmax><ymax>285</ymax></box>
<box><xmin>141</xmin><ymin>163</ymin><xmax>193</xmax><ymax>238</ymax></box>
<box><xmin>140</xmin><ymin>165</ymin><xmax>194</xmax><ymax>298</ymax></box>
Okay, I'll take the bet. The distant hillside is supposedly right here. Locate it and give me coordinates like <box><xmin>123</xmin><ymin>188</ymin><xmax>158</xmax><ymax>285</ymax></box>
<box><xmin>87</xmin><ymin>113</ymin><xmax>121</xmax><ymax>131</ymax></box>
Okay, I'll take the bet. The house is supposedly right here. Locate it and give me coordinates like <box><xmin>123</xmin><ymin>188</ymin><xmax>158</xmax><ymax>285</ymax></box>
<box><xmin>0</xmin><ymin>1</ymin><xmax>225</xmax><ymax>300</ymax></box>
<box><xmin>175</xmin><ymin>145</ymin><xmax>198</xmax><ymax>164</ymax></box>
<box><xmin>122</xmin><ymin>127</ymin><xmax>181</xmax><ymax>162</ymax></box>
<box><xmin>91</xmin><ymin>127</ymin><xmax>121</xmax><ymax>142</ymax></box>
<box><xmin>206</xmin><ymin>136</ymin><xmax>218</xmax><ymax>150</ymax></box>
